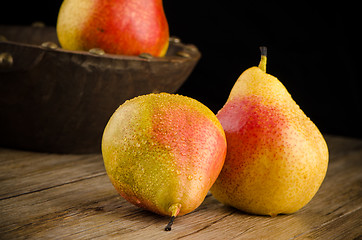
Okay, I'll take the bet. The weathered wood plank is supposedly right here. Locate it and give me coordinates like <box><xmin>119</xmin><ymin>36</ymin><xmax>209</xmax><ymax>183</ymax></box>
<box><xmin>0</xmin><ymin>135</ymin><xmax>361</xmax><ymax>239</ymax></box>
<box><xmin>0</xmin><ymin>148</ymin><xmax>105</xmax><ymax>200</ymax></box>
<box><xmin>293</xmin><ymin>208</ymin><xmax>362</xmax><ymax>240</ymax></box>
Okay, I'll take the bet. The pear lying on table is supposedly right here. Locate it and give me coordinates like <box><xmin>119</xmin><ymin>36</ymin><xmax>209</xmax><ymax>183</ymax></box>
<box><xmin>102</xmin><ymin>93</ymin><xmax>227</xmax><ymax>230</ymax></box>
<box><xmin>210</xmin><ymin>47</ymin><xmax>329</xmax><ymax>216</ymax></box>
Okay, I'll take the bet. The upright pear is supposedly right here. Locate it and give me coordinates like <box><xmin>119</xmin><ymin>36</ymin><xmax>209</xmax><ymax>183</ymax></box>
<box><xmin>210</xmin><ymin>47</ymin><xmax>329</xmax><ymax>216</ymax></box>
<box><xmin>102</xmin><ymin>93</ymin><xmax>227</xmax><ymax>230</ymax></box>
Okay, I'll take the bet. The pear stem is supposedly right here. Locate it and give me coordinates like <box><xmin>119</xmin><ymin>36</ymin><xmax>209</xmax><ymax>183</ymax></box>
<box><xmin>258</xmin><ymin>46</ymin><xmax>267</xmax><ymax>72</ymax></box>
<box><xmin>164</xmin><ymin>203</ymin><xmax>181</xmax><ymax>231</ymax></box>
<box><xmin>165</xmin><ymin>216</ymin><xmax>176</xmax><ymax>231</ymax></box>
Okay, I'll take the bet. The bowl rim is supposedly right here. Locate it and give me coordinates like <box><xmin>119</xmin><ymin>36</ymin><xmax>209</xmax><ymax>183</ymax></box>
<box><xmin>0</xmin><ymin>25</ymin><xmax>201</xmax><ymax>63</ymax></box>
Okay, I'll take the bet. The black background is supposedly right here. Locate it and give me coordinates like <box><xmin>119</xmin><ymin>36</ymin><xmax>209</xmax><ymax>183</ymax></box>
<box><xmin>1</xmin><ymin>1</ymin><xmax>360</xmax><ymax>138</ymax></box>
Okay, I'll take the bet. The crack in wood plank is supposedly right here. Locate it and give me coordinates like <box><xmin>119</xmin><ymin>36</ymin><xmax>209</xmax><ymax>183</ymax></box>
<box><xmin>290</xmin><ymin>206</ymin><xmax>362</xmax><ymax>239</ymax></box>
<box><xmin>177</xmin><ymin>210</ymin><xmax>237</xmax><ymax>239</ymax></box>
<box><xmin>0</xmin><ymin>171</ymin><xmax>106</xmax><ymax>201</ymax></box>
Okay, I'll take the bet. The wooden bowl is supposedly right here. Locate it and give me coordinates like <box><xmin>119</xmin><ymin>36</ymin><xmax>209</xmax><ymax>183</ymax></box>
<box><xmin>0</xmin><ymin>25</ymin><xmax>201</xmax><ymax>153</ymax></box>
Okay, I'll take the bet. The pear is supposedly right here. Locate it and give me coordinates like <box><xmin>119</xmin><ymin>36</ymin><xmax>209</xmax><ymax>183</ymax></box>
<box><xmin>210</xmin><ymin>47</ymin><xmax>329</xmax><ymax>216</ymax></box>
<box><xmin>102</xmin><ymin>93</ymin><xmax>227</xmax><ymax>230</ymax></box>
<box><xmin>57</xmin><ymin>0</ymin><xmax>169</xmax><ymax>56</ymax></box>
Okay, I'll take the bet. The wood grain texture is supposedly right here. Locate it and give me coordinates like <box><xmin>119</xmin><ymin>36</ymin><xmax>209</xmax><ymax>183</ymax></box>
<box><xmin>0</xmin><ymin>135</ymin><xmax>361</xmax><ymax>239</ymax></box>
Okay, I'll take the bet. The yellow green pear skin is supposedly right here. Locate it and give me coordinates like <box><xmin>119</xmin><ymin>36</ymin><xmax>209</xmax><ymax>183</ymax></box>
<box><xmin>210</xmin><ymin>48</ymin><xmax>329</xmax><ymax>216</ymax></box>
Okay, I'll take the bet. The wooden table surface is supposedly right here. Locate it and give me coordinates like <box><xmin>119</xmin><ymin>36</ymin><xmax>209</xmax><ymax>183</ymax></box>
<box><xmin>0</xmin><ymin>135</ymin><xmax>361</xmax><ymax>239</ymax></box>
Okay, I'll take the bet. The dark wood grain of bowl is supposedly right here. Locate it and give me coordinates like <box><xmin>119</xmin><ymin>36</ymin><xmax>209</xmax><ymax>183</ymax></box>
<box><xmin>0</xmin><ymin>25</ymin><xmax>201</xmax><ymax>153</ymax></box>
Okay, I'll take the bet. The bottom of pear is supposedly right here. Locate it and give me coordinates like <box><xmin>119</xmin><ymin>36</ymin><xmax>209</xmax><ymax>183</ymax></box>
<box><xmin>164</xmin><ymin>203</ymin><xmax>181</xmax><ymax>231</ymax></box>
<box><xmin>268</xmin><ymin>212</ymin><xmax>279</xmax><ymax>217</ymax></box>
